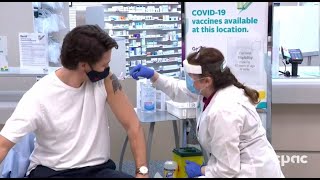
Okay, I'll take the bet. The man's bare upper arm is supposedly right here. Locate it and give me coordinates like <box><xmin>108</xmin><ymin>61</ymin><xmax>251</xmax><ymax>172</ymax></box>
<box><xmin>105</xmin><ymin>72</ymin><xmax>139</xmax><ymax>130</ymax></box>
<box><xmin>105</xmin><ymin>72</ymin><xmax>124</xmax><ymax>97</ymax></box>
<box><xmin>0</xmin><ymin>135</ymin><xmax>14</xmax><ymax>149</ymax></box>
<box><xmin>0</xmin><ymin>135</ymin><xmax>15</xmax><ymax>163</ymax></box>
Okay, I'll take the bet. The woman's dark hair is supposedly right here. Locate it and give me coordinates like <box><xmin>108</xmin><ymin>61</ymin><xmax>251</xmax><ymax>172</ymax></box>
<box><xmin>187</xmin><ymin>47</ymin><xmax>260</xmax><ymax>104</ymax></box>
<box><xmin>60</xmin><ymin>24</ymin><xmax>118</xmax><ymax>70</ymax></box>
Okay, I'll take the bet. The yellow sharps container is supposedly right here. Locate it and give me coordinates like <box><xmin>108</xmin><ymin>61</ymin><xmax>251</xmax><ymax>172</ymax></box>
<box><xmin>173</xmin><ymin>147</ymin><xmax>204</xmax><ymax>178</ymax></box>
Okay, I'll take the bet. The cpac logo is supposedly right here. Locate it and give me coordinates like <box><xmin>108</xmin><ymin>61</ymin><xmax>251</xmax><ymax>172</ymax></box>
<box><xmin>277</xmin><ymin>155</ymin><xmax>308</xmax><ymax>167</ymax></box>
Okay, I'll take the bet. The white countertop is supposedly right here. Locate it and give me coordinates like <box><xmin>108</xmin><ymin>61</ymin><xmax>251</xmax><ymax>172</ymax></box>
<box><xmin>272</xmin><ymin>66</ymin><xmax>320</xmax><ymax>104</ymax></box>
<box><xmin>0</xmin><ymin>67</ymin><xmax>59</xmax><ymax>77</ymax></box>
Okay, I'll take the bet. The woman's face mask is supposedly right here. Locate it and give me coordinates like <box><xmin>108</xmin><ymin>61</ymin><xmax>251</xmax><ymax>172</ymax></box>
<box><xmin>186</xmin><ymin>73</ymin><xmax>205</xmax><ymax>95</ymax></box>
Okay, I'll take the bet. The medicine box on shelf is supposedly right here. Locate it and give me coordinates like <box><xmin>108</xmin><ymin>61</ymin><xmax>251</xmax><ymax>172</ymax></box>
<box><xmin>103</xmin><ymin>2</ymin><xmax>182</xmax><ymax>76</ymax></box>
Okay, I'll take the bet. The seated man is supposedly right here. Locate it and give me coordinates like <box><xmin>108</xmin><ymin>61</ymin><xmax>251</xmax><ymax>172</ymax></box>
<box><xmin>0</xmin><ymin>25</ymin><xmax>149</xmax><ymax>178</ymax></box>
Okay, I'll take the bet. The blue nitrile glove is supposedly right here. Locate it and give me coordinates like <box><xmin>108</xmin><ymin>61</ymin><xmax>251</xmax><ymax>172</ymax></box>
<box><xmin>129</xmin><ymin>64</ymin><xmax>154</xmax><ymax>80</ymax></box>
<box><xmin>185</xmin><ymin>160</ymin><xmax>202</xmax><ymax>178</ymax></box>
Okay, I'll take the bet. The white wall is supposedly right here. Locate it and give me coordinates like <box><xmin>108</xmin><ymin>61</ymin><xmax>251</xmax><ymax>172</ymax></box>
<box><xmin>0</xmin><ymin>2</ymin><xmax>34</xmax><ymax>67</ymax></box>
<box><xmin>0</xmin><ymin>3</ymin><xmax>37</xmax><ymax>123</ymax></box>
<box><xmin>273</xmin><ymin>3</ymin><xmax>320</xmax><ymax>67</ymax></box>
<box><xmin>0</xmin><ymin>2</ymin><xmax>70</xmax><ymax>123</ymax></box>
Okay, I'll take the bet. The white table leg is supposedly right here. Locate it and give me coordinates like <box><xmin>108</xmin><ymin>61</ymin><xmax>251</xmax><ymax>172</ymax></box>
<box><xmin>146</xmin><ymin>122</ymin><xmax>155</xmax><ymax>168</ymax></box>
<box><xmin>172</xmin><ymin>121</ymin><xmax>179</xmax><ymax>148</ymax></box>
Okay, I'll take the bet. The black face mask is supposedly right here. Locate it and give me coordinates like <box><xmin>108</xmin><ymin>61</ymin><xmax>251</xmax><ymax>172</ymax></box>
<box><xmin>87</xmin><ymin>67</ymin><xmax>110</xmax><ymax>82</ymax></box>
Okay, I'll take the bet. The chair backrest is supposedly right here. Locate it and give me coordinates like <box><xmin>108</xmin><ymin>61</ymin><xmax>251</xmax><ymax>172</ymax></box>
<box><xmin>0</xmin><ymin>132</ymin><xmax>35</xmax><ymax>178</ymax></box>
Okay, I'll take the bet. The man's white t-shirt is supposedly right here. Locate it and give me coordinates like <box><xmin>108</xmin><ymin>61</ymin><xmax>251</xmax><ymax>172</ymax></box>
<box><xmin>0</xmin><ymin>71</ymin><xmax>111</xmax><ymax>175</ymax></box>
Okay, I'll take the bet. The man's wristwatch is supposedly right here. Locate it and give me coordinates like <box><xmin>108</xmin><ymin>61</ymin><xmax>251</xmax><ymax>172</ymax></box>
<box><xmin>136</xmin><ymin>166</ymin><xmax>148</xmax><ymax>175</ymax></box>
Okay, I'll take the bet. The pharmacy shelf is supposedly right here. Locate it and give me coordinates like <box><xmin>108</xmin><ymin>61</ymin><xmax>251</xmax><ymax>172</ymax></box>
<box><xmin>128</xmin><ymin>45</ymin><xmax>142</xmax><ymax>48</ymax></box>
<box><xmin>143</xmin><ymin>36</ymin><xmax>164</xmax><ymax>39</ymax></box>
<box><xmin>159</xmin><ymin>39</ymin><xmax>180</xmax><ymax>42</ymax></box>
<box><xmin>127</xmin><ymin>60</ymin><xmax>180</xmax><ymax>67</ymax></box>
<box><xmin>101</xmin><ymin>2</ymin><xmax>179</xmax><ymax>5</ymax></box>
<box><xmin>162</xmin><ymin>73</ymin><xmax>179</xmax><ymax>78</ymax></box>
<box><xmin>125</xmin><ymin>37</ymin><xmax>180</xmax><ymax>40</ymax></box>
<box><xmin>105</xmin><ymin>27</ymin><xmax>180</xmax><ymax>31</ymax></box>
<box><xmin>127</xmin><ymin>54</ymin><xmax>146</xmax><ymax>58</ymax></box>
<box><xmin>125</xmin><ymin>68</ymin><xmax>181</xmax><ymax>77</ymax></box>
<box><xmin>111</xmin><ymin>35</ymin><xmax>129</xmax><ymax>37</ymax></box>
<box><xmin>106</xmin><ymin>27</ymin><xmax>128</xmax><ymax>30</ymax></box>
<box><xmin>104</xmin><ymin>10</ymin><xmax>181</xmax><ymax>14</ymax></box>
<box><xmin>147</xmin><ymin>61</ymin><xmax>181</xmax><ymax>66</ymax></box>
<box><xmin>157</xmin><ymin>68</ymin><xmax>180</xmax><ymax>74</ymax></box>
<box><xmin>162</xmin><ymin>28</ymin><xmax>181</xmax><ymax>31</ymax></box>
<box><xmin>146</xmin><ymin>46</ymin><xmax>181</xmax><ymax>49</ymax></box>
<box><xmin>147</xmin><ymin>53</ymin><xmax>181</xmax><ymax>57</ymax></box>
<box><xmin>126</xmin><ymin>52</ymin><xmax>182</xmax><ymax>59</ymax></box>
<box><xmin>105</xmin><ymin>19</ymin><xmax>181</xmax><ymax>22</ymax></box>
<box><xmin>126</xmin><ymin>53</ymin><xmax>181</xmax><ymax>58</ymax></box>
<box><xmin>127</xmin><ymin>45</ymin><xmax>180</xmax><ymax>48</ymax></box>
<box><xmin>127</xmin><ymin>65</ymin><xmax>180</xmax><ymax>73</ymax></box>
<box><xmin>125</xmin><ymin>36</ymin><xmax>164</xmax><ymax>40</ymax></box>
<box><xmin>105</xmin><ymin>2</ymin><xmax>182</xmax><ymax>76</ymax></box>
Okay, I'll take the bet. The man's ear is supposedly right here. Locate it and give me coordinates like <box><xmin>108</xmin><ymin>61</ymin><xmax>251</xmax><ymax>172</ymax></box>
<box><xmin>78</xmin><ymin>62</ymin><xmax>88</xmax><ymax>71</ymax></box>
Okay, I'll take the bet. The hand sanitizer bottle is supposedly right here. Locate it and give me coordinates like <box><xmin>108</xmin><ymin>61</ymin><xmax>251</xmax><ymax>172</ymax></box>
<box><xmin>140</xmin><ymin>79</ymin><xmax>156</xmax><ymax>113</ymax></box>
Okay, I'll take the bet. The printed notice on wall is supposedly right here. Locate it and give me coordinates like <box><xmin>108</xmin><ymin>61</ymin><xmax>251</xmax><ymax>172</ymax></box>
<box><xmin>19</xmin><ymin>33</ymin><xmax>48</xmax><ymax>70</ymax></box>
<box><xmin>227</xmin><ymin>37</ymin><xmax>263</xmax><ymax>85</ymax></box>
<box><xmin>0</xmin><ymin>36</ymin><xmax>8</xmax><ymax>55</ymax></box>
<box><xmin>0</xmin><ymin>36</ymin><xmax>8</xmax><ymax>71</ymax></box>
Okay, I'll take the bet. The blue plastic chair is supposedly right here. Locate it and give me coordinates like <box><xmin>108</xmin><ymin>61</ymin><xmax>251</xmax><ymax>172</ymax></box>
<box><xmin>0</xmin><ymin>133</ymin><xmax>35</xmax><ymax>178</ymax></box>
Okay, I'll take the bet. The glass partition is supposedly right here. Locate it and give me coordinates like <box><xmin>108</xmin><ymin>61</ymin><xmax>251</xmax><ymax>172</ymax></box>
<box><xmin>271</xmin><ymin>2</ymin><xmax>320</xmax><ymax>79</ymax></box>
